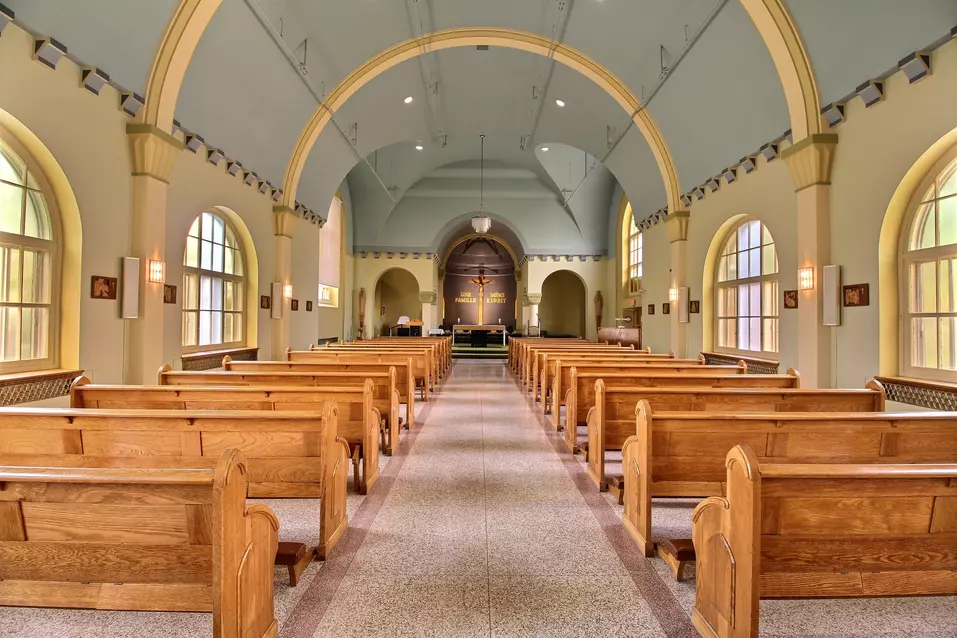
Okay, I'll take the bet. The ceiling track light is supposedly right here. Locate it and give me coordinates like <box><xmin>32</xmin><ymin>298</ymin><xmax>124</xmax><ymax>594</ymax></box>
<box><xmin>33</xmin><ymin>37</ymin><xmax>67</xmax><ymax>70</ymax></box>
<box><xmin>721</xmin><ymin>167</ymin><xmax>737</xmax><ymax>184</ymax></box>
<box><xmin>856</xmin><ymin>79</ymin><xmax>884</xmax><ymax>108</ymax></box>
<box><xmin>243</xmin><ymin>170</ymin><xmax>258</xmax><ymax>186</ymax></box>
<box><xmin>555</xmin><ymin>99</ymin><xmax>565</xmax><ymax>107</ymax></box>
<box><xmin>80</xmin><ymin>67</ymin><xmax>110</xmax><ymax>96</ymax></box>
<box><xmin>899</xmin><ymin>51</ymin><xmax>931</xmax><ymax>83</ymax></box>
<box><xmin>705</xmin><ymin>178</ymin><xmax>720</xmax><ymax>193</ymax></box>
<box><xmin>206</xmin><ymin>147</ymin><xmax>224</xmax><ymax>166</ymax></box>
<box><xmin>184</xmin><ymin>133</ymin><xmax>205</xmax><ymax>153</ymax></box>
<box><xmin>119</xmin><ymin>92</ymin><xmax>144</xmax><ymax>118</ymax></box>
<box><xmin>821</xmin><ymin>102</ymin><xmax>846</xmax><ymax>128</ymax></box>
<box><xmin>759</xmin><ymin>142</ymin><xmax>779</xmax><ymax>162</ymax></box>
<box><xmin>226</xmin><ymin>160</ymin><xmax>242</xmax><ymax>177</ymax></box>
<box><xmin>0</xmin><ymin>3</ymin><xmax>14</xmax><ymax>36</ymax></box>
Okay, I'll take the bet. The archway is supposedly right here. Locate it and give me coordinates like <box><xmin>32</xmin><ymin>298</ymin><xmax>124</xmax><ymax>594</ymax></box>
<box><xmin>442</xmin><ymin>236</ymin><xmax>517</xmax><ymax>330</ymax></box>
<box><xmin>540</xmin><ymin>271</ymin><xmax>586</xmax><ymax>338</ymax></box>
<box><xmin>374</xmin><ymin>268</ymin><xmax>420</xmax><ymax>336</ymax></box>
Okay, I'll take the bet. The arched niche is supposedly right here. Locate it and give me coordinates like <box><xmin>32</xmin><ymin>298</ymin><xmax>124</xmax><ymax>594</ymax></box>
<box><xmin>374</xmin><ymin>267</ymin><xmax>421</xmax><ymax>336</ymax></box>
<box><xmin>540</xmin><ymin>270</ymin><xmax>587</xmax><ymax>338</ymax></box>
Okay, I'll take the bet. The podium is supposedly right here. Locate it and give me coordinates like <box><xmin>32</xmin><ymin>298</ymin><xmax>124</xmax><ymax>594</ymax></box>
<box><xmin>389</xmin><ymin>321</ymin><xmax>423</xmax><ymax>337</ymax></box>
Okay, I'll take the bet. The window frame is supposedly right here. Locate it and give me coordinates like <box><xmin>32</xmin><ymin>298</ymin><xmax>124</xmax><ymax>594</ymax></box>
<box><xmin>713</xmin><ymin>218</ymin><xmax>779</xmax><ymax>360</ymax></box>
<box><xmin>0</xmin><ymin>129</ymin><xmax>61</xmax><ymax>375</ymax></box>
<box><xmin>900</xmin><ymin>153</ymin><xmax>957</xmax><ymax>383</ymax></box>
<box><xmin>626</xmin><ymin>203</ymin><xmax>642</xmax><ymax>292</ymax></box>
<box><xmin>181</xmin><ymin>210</ymin><xmax>246</xmax><ymax>354</ymax></box>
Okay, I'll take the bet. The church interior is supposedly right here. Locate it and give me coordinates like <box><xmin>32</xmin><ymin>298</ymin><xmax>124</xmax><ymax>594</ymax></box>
<box><xmin>0</xmin><ymin>1</ymin><xmax>956</xmax><ymax>636</ymax></box>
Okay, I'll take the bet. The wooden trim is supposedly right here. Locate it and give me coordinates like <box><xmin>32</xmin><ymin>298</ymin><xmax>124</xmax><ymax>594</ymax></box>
<box><xmin>874</xmin><ymin>375</ymin><xmax>957</xmax><ymax>393</ymax></box>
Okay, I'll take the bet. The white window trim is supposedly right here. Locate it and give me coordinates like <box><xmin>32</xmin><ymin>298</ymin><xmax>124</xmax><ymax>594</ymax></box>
<box><xmin>0</xmin><ymin>129</ymin><xmax>61</xmax><ymax>375</ymax></box>
<box><xmin>182</xmin><ymin>211</ymin><xmax>246</xmax><ymax>354</ymax></box>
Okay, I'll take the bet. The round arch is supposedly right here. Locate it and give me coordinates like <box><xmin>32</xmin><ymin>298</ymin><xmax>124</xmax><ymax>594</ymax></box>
<box><xmin>373</xmin><ymin>267</ymin><xmax>421</xmax><ymax>337</ymax></box>
<box><xmin>0</xmin><ymin>108</ymin><xmax>82</xmax><ymax>369</ymax></box>
<box><xmin>440</xmin><ymin>233</ymin><xmax>520</xmax><ymax>273</ymax></box>
<box><xmin>701</xmin><ymin>214</ymin><xmax>750</xmax><ymax>353</ymax></box>
<box><xmin>878</xmin><ymin>126</ymin><xmax>957</xmax><ymax>376</ymax></box>
<box><xmin>539</xmin><ymin>269</ymin><xmax>587</xmax><ymax>338</ymax></box>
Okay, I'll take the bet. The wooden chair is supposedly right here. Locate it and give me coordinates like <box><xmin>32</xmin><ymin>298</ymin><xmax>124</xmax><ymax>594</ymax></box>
<box><xmin>0</xmin><ymin>449</ymin><xmax>280</xmax><ymax>637</ymax></box>
<box><xmin>621</xmin><ymin>400</ymin><xmax>957</xmax><ymax>559</ymax></box>
<box><xmin>692</xmin><ymin>444</ymin><xmax>957</xmax><ymax>638</ymax></box>
<box><xmin>0</xmin><ymin>402</ymin><xmax>351</xmax><ymax>558</ymax></box>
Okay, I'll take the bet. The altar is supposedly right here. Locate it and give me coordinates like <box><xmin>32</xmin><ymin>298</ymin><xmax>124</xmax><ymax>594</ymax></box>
<box><xmin>453</xmin><ymin>324</ymin><xmax>507</xmax><ymax>347</ymax></box>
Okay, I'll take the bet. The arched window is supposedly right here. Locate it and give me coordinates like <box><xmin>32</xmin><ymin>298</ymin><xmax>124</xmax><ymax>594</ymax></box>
<box><xmin>628</xmin><ymin>205</ymin><xmax>643</xmax><ymax>281</ymax></box>
<box><xmin>715</xmin><ymin>219</ymin><xmax>778</xmax><ymax>356</ymax></box>
<box><xmin>903</xmin><ymin>158</ymin><xmax>957</xmax><ymax>380</ymax></box>
<box><xmin>182</xmin><ymin>210</ymin><xmax>245</xmax><ymax>351</ymax></box>
<box><xmin>317</xmin><ymin>196</ymin><xmax>341</xmax><ymax>308</ymax></box>
<box><xmin>0</xmin><ymin>134</ymin><xmax>58</xmax><ymax>372</ymax></box>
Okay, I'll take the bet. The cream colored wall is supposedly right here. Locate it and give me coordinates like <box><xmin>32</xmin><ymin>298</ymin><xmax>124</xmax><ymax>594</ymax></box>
<box><xmin>637</xmin><ymin>223</ymin><xmax>673</xmax><ymax>354</ymax></box>
<box><xmin>290</xmin><ymin>222</ymin><xmax>321</xmax><ymax>350</ymax></box>
<box><xmin>526</xmin><ymin>258</ymin><xmax>609</xmax><ymax>340</ymax></box>
<box><xmin>539</xmin><ymin>271</ymin><xmax>586</xmax><ymax>337</ymax></box>
<box><xmin>375</xmin><ymin>269</ymin><xmax>420</xmax><ymax>336</ymax></box>
<box><xmin>353</xmin><ymin>255</ymin><xmax>435</xmax><ymax>338</ymax></box>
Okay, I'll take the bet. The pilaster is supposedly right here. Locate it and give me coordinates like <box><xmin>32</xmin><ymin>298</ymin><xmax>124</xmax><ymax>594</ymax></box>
<box><xmin>271</xmin><ymin>206</ymin><xmax>296</xmax><ymax>358</ymax></box>
<box><xmin>665</xmin><ymin>211</ymin><xmax>690</xmax><ymax>357</ymax></box>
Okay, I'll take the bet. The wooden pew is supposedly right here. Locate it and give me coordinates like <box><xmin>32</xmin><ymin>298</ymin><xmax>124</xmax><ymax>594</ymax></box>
<box><xmin>510</xmin><ymin>337</ymin><xmax>591</xmax><ymax>376</ymax></box>
<box><xmin>360</xmin><ymin>336</ymin><xmax>452</xmax><ymax>373</ymax></box>
<box><xmin>327</xmin><ymin>340</ymin><xmax>445</xmax><ymax>384</ymax></box>
<box><xmin>0</xmin><ymin>403</ymin><xmax>351</xmax><ymax>557</ymax></box>
<box><xmin>522</xmin><ymin>344</ymin><xmax>637</xmax><ymax>389</ymax></box>
<box><xmin>545</xmin><ymin>356</ymin><xmax>731</xmax><ymax>418</ymax></box>
<box><xmin>563</xmin><ymin>366</ymin><xmax>800</xmax><ymax>449</ymax></box>
<box><xmin>224</xmin><ymin>357</ymin><xmax>412</xmax><ymax>433</ymax></box>
<box><xmin>692</xmin><ymin>444</ymin><xmax>957</xmax><ymax>638</ymax></box>
<box><xmin>622</xmin><ymin>401</ymin><xmax>957</xmax><ymax>560</ymax></box>
<box><xmin>0</xmin><ymin>449</ymin><xmax>281</xmax><ymax>637</ymax></box>
<box><xmin>302</xmin><ymin>345</ymin><xmax>434</xmax><ymax>399</ymax></box>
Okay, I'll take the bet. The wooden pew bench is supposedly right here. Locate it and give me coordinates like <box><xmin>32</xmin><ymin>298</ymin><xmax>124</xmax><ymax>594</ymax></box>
<box><xmin>318</xmin><ymin>344</ymin><xmax>438</xmax><ymax>394</ymax></box>
<box><xmin>0</xmin><ymin>403</ymin><xmax>351</xmax><ymax>558</ymax></box>
<box><xmin>298</xmin><ymin>346</ymin><xmax>433</xmax><ymax>400</ymax></box>
<box><xmin>509</xmin><ymin>337</ymin><xmax>591</xmax><ymax>376</ymax></box>
<box><xmin>621</xmin><ymin>402</ymin><xmax>957</xmax><ymax>563</ymax></box>
<box><xmin>521</xmin><ymin>344</ymin><xmax>633</xmax><ymax>389</ymax></box>
<box><xmin>358</xmin><ymin>336</ymin><xmax>452</xmax><ymax>374</ymax></box>
<box><xmin>0</xmin><ymin>449</ymin><xmax>280</xmax><ymax>637</ymax></box>
<box><xmin>692</xmin><ymin>444</ymin><xmax>957</xmax><ymax>638</ymax></box>
<box><xmin>563</xmin><ymin>367</ymin><xmax>801</xmax><ymax>450</ymax></box>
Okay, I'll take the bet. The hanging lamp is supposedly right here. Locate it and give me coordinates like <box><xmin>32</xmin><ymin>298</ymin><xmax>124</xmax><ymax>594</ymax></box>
<box><xmin>471</xmin><ymin>134</ymin><xmax>491</xmax><ymax>234</ymax></box>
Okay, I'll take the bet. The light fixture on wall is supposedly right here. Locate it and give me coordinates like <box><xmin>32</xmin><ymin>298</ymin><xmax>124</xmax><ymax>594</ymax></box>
<box><xmin>33</xmin><ymin>37</ymin><xmax>67</xmax><ymax>70</ymax></box>
<box><xmin>283</xmin><ymin>284</ymin><xmax>293</xmax><ymax>299</ymax></box>
<box><xmin>471</xmin><ymin>134</ymin><xmax>492</xmax><ymax>234</ymax></box>
<box><xmin>119</xmin><ymin>92</ymin><xmax>144</xmax><ymax>117</ymax></box>
<box><xmin>0</xmin><ymin>3</ymin><xmax>14</xmax><ymax>36</ymax></box>
<box><xmin>739</xmin><ymin>155</ymin><xmax>757</xmax><ymax>174</ymax></box>
<box><xmin>148</xmin><ymin>259</ymin><xmax>165</xmax><ymax>284</ymax></box>
<box><xmin>669</xmin><ymin>287</ymin><xmax>678</xmax><ymax>302</ymax></box>
<box><xmin>798</xmin><ymin>267</ymin><xmax>814</xmax><ymax>291</ymax></box>
<box><xmin>822</xmin><ymin>102</ymin><xmax>846</xmax><ymax>128</ymax></box>
<box><xmin>899</xmin><ymin>51</ymin><xmax>931</xmax><ymax>83</ymax></box>
<box><xmin>857</xmin><ymin>80</ymin><xmax>884</xmax><ymax>108</ymax></box>
<box><xmin>80</xmin><ymin>67</ymin><xmax>110</xmax><ymax>96</ymax></box>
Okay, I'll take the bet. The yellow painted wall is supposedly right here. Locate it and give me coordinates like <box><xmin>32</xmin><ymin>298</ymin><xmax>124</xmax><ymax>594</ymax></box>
<box><xmin>539</xmin><ymin>270</ymin><xmax>586</xmax><ymax>337</ymax></box>
<box><xmin>375</xmin><ymin>268</ymin><xmax>421</xmax><ymax>336</ymax></box>
<box><xmin>526</xmin><ymin>258</ymin><xmax>609</xmax><ymax>340</ymax></box>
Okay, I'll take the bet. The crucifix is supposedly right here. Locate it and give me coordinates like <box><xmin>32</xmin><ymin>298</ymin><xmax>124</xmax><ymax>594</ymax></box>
<box><xmin>469</xmin><ymin>268</ymin><xmax>494</xmax><ymax>325</ymax></box>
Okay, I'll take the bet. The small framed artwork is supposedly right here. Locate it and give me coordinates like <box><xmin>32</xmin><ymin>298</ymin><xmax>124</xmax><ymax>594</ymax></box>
<box><xmin>91</xmin><ymin>275</ymin><xmax>118</xmax><ymax>300</ymax></box>
<box><xmin>783</xmin><ymin>290</ymin><xmax>799</xmax><ymax>309</ymax></box>
<box><xmin>291</xmin><ymin>299</ymin><xmax>299</xmax><ymax>311</ymax></box>
<box><xmin>647</xmin><ymin>304</ymin><xmax>655</xmax><ymax>316</ymax></box>
<box><xmin>260</xmin><ymin>295</ymin><xmax>271</xmax><ymax>310</ymax></box>
<box><xmin>306</xmin><ymin>300</ymin><xmax>313</xmax><ymax>312</ymax></box>
<box><xmin>163</xmin><ymin>284</ymin><xmax>177</xmax><ymax>305</ymax></box>
<box><xmin>690</xmin><ymin>300</ymin><xmax>700</xmax><ymax>314</ymax></box>
<box><xmin>843</xmin><ymin>283</ymin><xmax>870</xmax><ymax>307</ymax></box>
<box><xmin>662</xmin><ymin>302</ymin><xmax>671</xmax><ymax>315</ymax></box>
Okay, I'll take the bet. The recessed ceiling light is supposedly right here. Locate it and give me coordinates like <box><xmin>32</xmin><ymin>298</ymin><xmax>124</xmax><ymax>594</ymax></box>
<box><xmin>404</xmin><ymin>96</ymin><xmax>414</xmax><ymax>104</ymax></box>
<box><xmin>415</xmin><ymin>144</ymin><xmax>424</xmax><ymax>151</ymax></box>
<box><xmin>555</xmin><ymin>99</ymin><xmax>565</xmax><ymax>107</ymax></box>
<box><xmin>540</xmin><ymin>147</ymin><xmax>549</xmax><ymax>152</ymax></box>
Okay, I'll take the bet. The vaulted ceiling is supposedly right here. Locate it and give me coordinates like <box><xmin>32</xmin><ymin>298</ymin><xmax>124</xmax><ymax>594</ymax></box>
<box><xmin>6</xmin><ymin>0</ymin><xmax>956</xmax><ymax>253</ymax></box>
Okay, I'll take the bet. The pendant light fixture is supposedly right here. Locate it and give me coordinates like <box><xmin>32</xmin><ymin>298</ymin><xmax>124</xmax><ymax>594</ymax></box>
<box><xmin>471</xmin><ymin>134</ymin><xmax>491</xmax><ymax>234</ymax></box>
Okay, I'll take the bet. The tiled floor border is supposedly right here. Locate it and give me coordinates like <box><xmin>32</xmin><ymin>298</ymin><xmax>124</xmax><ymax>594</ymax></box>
<box><xmin>279</xmin><ymin>383</ymin><xmax>441</xmax><ymax>638</ymax></box>
<box><xmin>516</xmin><ymin>376</ymin><xmax>698</xmax><ymax>638</ymax></box>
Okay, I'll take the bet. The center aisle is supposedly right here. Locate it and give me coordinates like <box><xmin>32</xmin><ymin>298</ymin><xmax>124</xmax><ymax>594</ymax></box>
<box><xmin>282</xmin><ymin>359</ymin><xmax>693</xmax><ymax>638</ymax></box>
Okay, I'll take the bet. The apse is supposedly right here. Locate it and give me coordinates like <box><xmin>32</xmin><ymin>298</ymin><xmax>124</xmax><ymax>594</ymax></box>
<box><xmin>442</xmin><ymin>236</ymin><xmax>517</xmax><ymax>330</ymax></box>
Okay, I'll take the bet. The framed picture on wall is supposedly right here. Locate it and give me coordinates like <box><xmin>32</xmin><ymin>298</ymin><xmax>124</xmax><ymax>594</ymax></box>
<box><xmin>843</xmin><ymin>284</ymin><xmax>869</xmax><ymax>307</ymax></box>
<box><xmin>783</xmin><ymin>290</ymin><xmax>799</xmax><ymax>309</ymax></box>
<box><xmin>647</xmin><ymin>304</ymin><xmax>655</xmax><ymax>316</ymax></box>
<box><xmin>690</xmin><ymin>300</ymin><xmax>700</xmax><ymax>314</ymax></box>
<box><xmin>663</xmin><ymin>302</ymin><xmax>671</xmax><ymax>315</ymax></box>
<box><xmin>90</xmin><ymin>275</ymin><xmax>118</xmax><ymax>300</ymax></box>
<box><xmin>306</xmin><ymin>300</ymin><xmax>313</xmax><ymax>312</ymax></box>
<box><xmin>291</xmin><ymin>299</ymin><xmax>299</xmax><ymax>311</ymax></box>
<box><xmin>163</xmin><ymin>284</ymin><xmax>177</xmax><ymax>305</ymax></box>
<box><xmin>260</xmin><ymin>295</ymin><xmax>271</xmax><ymax>310</ymax></box>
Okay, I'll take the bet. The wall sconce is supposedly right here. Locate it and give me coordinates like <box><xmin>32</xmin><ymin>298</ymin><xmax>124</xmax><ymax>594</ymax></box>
<box><xmin>798</xmin><ymin>267</ymin><xmax>814</xmax><ymax>291</ymax></box>
<box><xmin>669</xmin><ymin>287</ymin><xmax>679</xmax><ymax>302</ymax></box>
<box><xmin>148</xmin><ymin>259</ymin><xmax>165</xmax><ymax>284</ymax></box>
<box><xmin>283</xmin><ymin>284</ymin><xmax>293</xmax><ymax>299</ymax></box>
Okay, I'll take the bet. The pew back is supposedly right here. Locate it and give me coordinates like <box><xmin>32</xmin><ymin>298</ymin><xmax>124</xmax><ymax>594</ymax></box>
<box><xmin>0</xmin><ymin>449</ymin><xmax>280</xmax><ymax>638</ymax></box>
<box><xmin>297</xmin><ymin>347</ymin><xmax>432</xmax><ymax>398</ymax></box>
<box><xmin>692</xmin><ymin>445</ymin><xmax>957</xmax><ymax>638</ymax></box>
<box><xmin>318</xmin><ymin>344</ymin><xmax>437</xmax><ymax>391</ymax></box>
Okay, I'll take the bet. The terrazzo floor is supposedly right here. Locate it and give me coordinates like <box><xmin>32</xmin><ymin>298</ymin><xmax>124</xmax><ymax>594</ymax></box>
<box><xmin>2</xmin><ymin>359</ymin><xmax>956</xmax><ymax>637</ymax></box>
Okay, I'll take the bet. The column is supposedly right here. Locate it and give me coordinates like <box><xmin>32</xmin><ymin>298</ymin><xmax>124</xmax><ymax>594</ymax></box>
<box><xmin>781</xmin><ymin>134</ymin><xmax>838</xmax><ymax>389</ymax></box>
<box><xmin>125</xmin><ymin>124</ymin><xmax>184</xmax><ymax>383</ymax></box>
<box><xmin>419</xmin><ymin>291</ymin><xmax>436</xmax><ymax>333</ymax></box>
<box><xmin>666</xmin><ymin>211</ymin><xmax>690</xmax><ymax>358</ymax></box>
<box><xmin>272</xmin><ymin>206</ymin><xmax>297</xmax><ymax>358</ymax></box>
<box><xmin>527</xmin><ymin>293</ymin><xmax>542</xmax><ymax>335</ymax></box>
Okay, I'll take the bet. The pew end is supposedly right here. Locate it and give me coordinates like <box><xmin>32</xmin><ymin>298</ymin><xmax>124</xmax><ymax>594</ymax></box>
<box><xmin>736</xmin><ymin>360</ymin><xmax>748</xmax><ymax>373</ymax></box>
<box><xmin>157</xmin><ymin>363</ymin><xmax>173</xmax><ymax>384</ymax></box>
<box><xmin>222</xmin><ymin>354</ymin><xmax>232</xmax><ymax>368</ymax></box>
<box><xmin>786</xmin><ymin>367</ymin><xmax>801</xmax><ymax>388</ymax></box>
<box><xmin>865</xmin><ymin>378</ymin><xmax>887</xmax><ymax>410</ymax></box>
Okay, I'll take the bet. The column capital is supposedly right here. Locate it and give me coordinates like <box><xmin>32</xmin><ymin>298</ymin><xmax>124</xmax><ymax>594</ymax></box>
<box><xmin>126</xmin><ymin>124</ymin><xmax>184</xmax><ymax>183</ymax></box>
<box><xmin>419</xmin><ymin>291</ymin><xmax>436</xmax><ymax>304</ymax></box>
<box><xmin>781</xmin><ymin>133</ymin><xmax>839</xmax><ymax>192</ymax></box>
<box><xmin>272</xmin><ymin>205</ymin><xmax>298</xmax><ymax>237</ymax></box>
<box><xmin>665</xmin><ymin>210</ymin><xmax>690</xmax><ymax>243</ymax></box>
<box><xmin>526</xmin><ymin>293</ymin><xmax>543</xmax><ymax>305</ymax></box>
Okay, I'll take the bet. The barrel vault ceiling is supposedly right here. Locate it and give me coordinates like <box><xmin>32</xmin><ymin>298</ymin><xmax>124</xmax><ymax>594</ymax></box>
<box><xmin>6</xmin><ymin>0</ymin><xmax>957</xmax><ymax>253</ymax></box>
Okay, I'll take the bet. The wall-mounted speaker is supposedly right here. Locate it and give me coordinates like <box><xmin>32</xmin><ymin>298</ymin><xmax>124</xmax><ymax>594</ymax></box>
<box><xmin>823</xmin><ymin>265</ymin><xmax>841</xmax><ymax>326</ymax></box>
<box><xmin>121</xmin><ymin>257</ymin><xmax>140</xmax><ymax>319</ymax></box>
<box><xmin>271</xmin><ymin>282</ymin><xmax>283</xmax><ymax>319</ymax></box>
<box><xmin>678</xmin><ymin>286</ymin><xmax>690</xmax><ymax>323</ymax></box>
